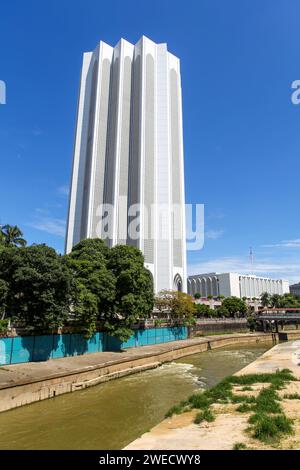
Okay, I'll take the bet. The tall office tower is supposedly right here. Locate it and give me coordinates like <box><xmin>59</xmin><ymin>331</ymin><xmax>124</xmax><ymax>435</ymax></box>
<box><xmin>66</xmin><ymin>36</ymin><xmax>187</xmax><ymax>293</ymax></box>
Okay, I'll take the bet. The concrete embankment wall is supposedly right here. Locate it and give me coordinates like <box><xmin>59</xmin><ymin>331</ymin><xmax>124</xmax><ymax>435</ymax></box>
<box><xmin>191</xmin><ymin>319</ymin><xmax>248</xmax><ymax>336</ymax></box>
<box><xmin>1</xmin><ymin>332</ymin><xmax>300</xmax><ymax>414</ymax></box>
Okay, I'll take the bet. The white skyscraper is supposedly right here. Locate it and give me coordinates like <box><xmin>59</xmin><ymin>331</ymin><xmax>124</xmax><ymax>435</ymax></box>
<box><xmin>66</xmin><ymin>36</ymin><xmax>187</xmax><ymax>293</ymax></box>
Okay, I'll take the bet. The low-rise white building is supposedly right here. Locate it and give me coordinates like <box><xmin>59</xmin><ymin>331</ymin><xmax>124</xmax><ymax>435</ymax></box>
<box><xmin>187</xmin><ymin>272</ymin><xmax>289</xmax><ymax>299</ymax></box>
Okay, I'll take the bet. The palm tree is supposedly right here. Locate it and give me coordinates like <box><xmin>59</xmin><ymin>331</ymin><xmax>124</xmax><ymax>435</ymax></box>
<box><xmin>0</xmin><ymin>225</ymin><xmax>27</xmax><ymax>247</ymax></box>
<box><xmin>0</xmin><ymin>230</ymin><xmax>5</xmax><ymax>246</ymax></box>
<box><xmin>260</xmin><ymin>292</ymin><xmax>270</xmax><ymax>308</ymax></box>
<box><xmin>270</xmin><ymin>294</ymin><xmax>282</xmax><ymax>308</ymax></box>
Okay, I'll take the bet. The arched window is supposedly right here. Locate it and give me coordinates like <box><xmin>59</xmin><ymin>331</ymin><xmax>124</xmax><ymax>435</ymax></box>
<box><xmin>173</xmin><ymin>273</ymin><xmax>183</xmax><ymax>292</ymax></box>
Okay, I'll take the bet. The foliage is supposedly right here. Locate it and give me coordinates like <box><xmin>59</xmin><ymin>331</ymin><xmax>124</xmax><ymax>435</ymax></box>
<box><xmin>164</xmin><ymin>369</ymin><xmax>297</xmax><ymax>432</ymax></box>
<box><xmin>261</xmin><ymin>292</ymin><xmax>270</xmax><ymax>307</ymax></box>
<box><xmin>0</xmin><ymin>225</ymin><xmax>26</xmax><ymax>247</ymax></box>
<box><xmin>194</xmin><ymin>293</ymin><xmax>201</xmax><ymax>299</ymax></box>
<box><xmin>165</xmin><ymin>404</ymin><xmax>185</xmax><ymax>418</ymax></box>
<box><xmin>0</xmin><ymin>319</ymin><xmax>9</xmax><ymax>334</ymax></box>
<box><xmin>0</xmin><ymin>279</ymin><xmax>8</xmax><ymax>318</ymax></box>
<box><xmin>233</xmin><ymin>442</ymin><xmax>247</xmax><ymax>450</ymax></box>
<box><xmin>221</xmin><ymin>296</ymin><xmax>247</xmax><ymax>316</ymax></box>
<box><xmin>66</xmin><ymin>241</ymin><xmax>154</xmax><ymax>341</ymax></box>
<box><xmin>155</xmin><ymin>290</ymin><xmax>195</xmax><ymax>324</ymax></box>
<box><xmin>195</xmin><ymin>303</ymin><xmax>215</xmax><ymax>318</ymax></box>
<box><xmin>283</xmin><ymin>393</ymin><xmax>300</xmax><ymax>400</ymax></box>
<box><xmin>0</xmin><ymin>245</ymin><xmax>72</xmax><ymax>329</ymax></box>
<box><xmin>106</xmin><ymin>245</ymin><xmax>154</xmax><ymax>340</ymax></box>
<box><xmin>247</xmin><ymin>316</ymin><xmax>256</xmax><ymax>331</ymax></box>
<box><xmin>66</xmin><ymin>239</ymin><xmax>116</xmax><ymax>337</ymax></box>
<box><xmin>194</xmin><ymin>409</ymin><xmax>215</xmax><ymax>424</ymax></box>
<box><xmin>215</xmin><ymin>305</ymin><xmax>230</xmax><ymax>317</ymax></box>
<box><xmin>236</xmin><ymin>403</ymin><xmax>253</xmax><ymax>413</ymax></box>
<box><xmin>165</xmin><ymin>369</ymin><xmax>296</xmax><ymax>446</ymax></box>
<box><xmin>248</xmin><ymin>413</ymin><xmax>293</xmax><ymax>443</ymax></box>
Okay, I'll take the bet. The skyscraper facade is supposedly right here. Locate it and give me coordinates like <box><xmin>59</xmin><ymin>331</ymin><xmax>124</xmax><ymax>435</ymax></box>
<box><xmin>66</xmin><ymin>36</ymin><xmax>187</xmax><ymax>293</ymax></box>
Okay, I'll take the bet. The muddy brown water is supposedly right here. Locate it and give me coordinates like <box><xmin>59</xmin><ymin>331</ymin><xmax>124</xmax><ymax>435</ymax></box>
<box><xmin>0</xmin><ymin>341</ymin><xmax>271</xmax><ymax>449</ymax></box>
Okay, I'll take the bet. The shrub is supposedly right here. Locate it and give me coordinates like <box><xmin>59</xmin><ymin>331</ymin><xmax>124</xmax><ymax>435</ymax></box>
<box><xmin>249</xmin><ymin>413</ymin><xmax>293</xmax><ymax>443</ymax></box>
<box><xmin>233</xmin><ymin>442</ymin><xmax>247</xmax><ymax>450</ymax></box>
<box><xmin>236</xmin><ymin>403</ymin><xmax>253</xmax><ymax>413</ymax></box>
<box><xmin>254</xmin><ymin>387</ymin><xmax>282</xmax><ymax>414</ymax></box>
<box><xmin>194</xmin><ymin>409</ymin><xmax>215</xmax><ymax>424</ymax></box>
<box><xmin>0</xmin><ymin>318</ymin><xmax>9</xmax><ymax>334</ymax></box>
<box><xmin>188</xmin><ymin>392</ymin><xmax>212</xmax><ymax>409</ymax></box>
<box><xmin>165</xmin><ymin>404</ymin><xmax>183</xmax><ymax>418</ymax></box>
<box><xmin>283</xmin><ymin>393</ymin><xmax>300</xmax><ymax>400</ymax></box>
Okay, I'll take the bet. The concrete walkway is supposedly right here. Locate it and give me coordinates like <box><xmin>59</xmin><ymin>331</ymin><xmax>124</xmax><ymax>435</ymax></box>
<box><xmin>0</xmin><ymin>332</ymin><xmax>269</xmax><ymax>390</ymax></box>
<box><xmin>125</xmin><ymin>339</ymin><xmax>300</xmax><ymax>450</ymax></box>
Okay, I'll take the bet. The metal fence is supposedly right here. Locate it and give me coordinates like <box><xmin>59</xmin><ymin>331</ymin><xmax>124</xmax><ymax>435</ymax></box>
<box><xmin>0</xmin><ymin>326</ymin><xmax>188</xmax><ymax>366</ymax></box>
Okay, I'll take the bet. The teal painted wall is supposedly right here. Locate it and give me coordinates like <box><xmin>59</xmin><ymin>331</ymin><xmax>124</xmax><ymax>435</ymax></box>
<box><xmin>0</xmin><ymin>327</ymin><xmax>187</xmax><ymax>366</ymax></box>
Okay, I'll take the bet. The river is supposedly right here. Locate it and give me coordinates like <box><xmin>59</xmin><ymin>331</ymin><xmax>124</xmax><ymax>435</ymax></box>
<box><xmin>0</xmin><ymin>341</ymin><xmax>271</xmax><ymax>449</ymax></box>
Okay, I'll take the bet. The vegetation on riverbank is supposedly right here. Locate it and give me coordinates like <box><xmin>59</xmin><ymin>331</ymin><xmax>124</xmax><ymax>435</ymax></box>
<box><xmin>0</xmin><ymin>224</ymin><xmax>196</xmax><ymax>340</ymax></box>
<box><xmin>0</xmin><ymin>226</ymin><xmax>154</xmax><ymax>340</ymax></box>
<box><xmin>165</xmin><ymin>369</ymin><xmax>298</xmax><ymax>445</ymax></box>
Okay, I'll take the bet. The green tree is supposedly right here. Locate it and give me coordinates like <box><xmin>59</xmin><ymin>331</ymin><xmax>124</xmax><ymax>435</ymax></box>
<box><xmin>0</xmin><ymin>245</ymin><xmax>72</xmax><ymax>329</ymax></box>
<box><xmin>195</xmin><ymin>303</ymin><xmax>214</xmax><ymax>318</ymax></box>
<box><xmin>107</xmin><ymin>245</ymin><xmax>154</xmax><ymax>340</ymax></box>
<box><xmin>215</xmin><ymin>305</ymin><xmax>230</xmax><ymax>317</ymax></box>
<box><xmin>66</xmin><ymin>239</ymin><xmax>116</xmax><ymax>337</ymax></box>
<box><xmin>261</xmin><ymin>292</ymin><xmax>270</xmax><ymax>308</ymax></box>
<box><xmin>0</xmin><ymin>225</ymin><xmax>26</xmax><ymax>247</ymax></box>
<box><xmin>194</xmin><ymin>292</ymin><xmax>201</xmax><ymax>299</ymax></box>
<box><xmin>280</xmin><ymin>293</ymin><xmax>300</xmax><ymax>308</ymax></box>
<box><xmin>221</xmin><ymin>296</ymin><xmax>247</xmax><ymax>317</ymax></box>
<box><xmin>155</xmin><ymin>290</ymin><xmax>196</xmax><ymax>323</ymax></box>
<box><xmin>270</xmin><ymin>294</ymin><xmax>282</xmax><ymax>308</ymax></box>
<box><xmin>0</xmin><ymin>279</ymin><xmax>8</xmax><ymax>319</ymax></box>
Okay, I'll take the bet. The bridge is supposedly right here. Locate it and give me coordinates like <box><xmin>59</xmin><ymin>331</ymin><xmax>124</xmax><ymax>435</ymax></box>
<box><xmin>254</xmin><ymin>308</ymin><xmax>300</xmax><ymax>333</ymax></box>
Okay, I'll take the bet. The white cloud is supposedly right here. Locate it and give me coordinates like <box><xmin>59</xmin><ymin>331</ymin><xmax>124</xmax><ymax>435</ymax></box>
<box><xmin>207</xmin><ymin>210</ymin><xmax>226</xmax><ymax>220</ymax></box>
<box><xmin>28</xmin><ymin>217</ymin><xmax>66</xmax><ymax>237</ymax></box>
<box><xmin>205</xmin><ymin>229</ymin><xmax>224</xmax><ymax>240</ymax></box>
<box><xmin>32</xmin><ymin>128</ymin><xmax>44</xmax><ymax>136</ymax></box>
<box><xmin>262</xmin><ymin>238</ymin><xmax>300</xmax><ymax>248</ymax></box>
<box><xmin>57</xmin><ymin>185</ymin><xmax>69</xmax><ymax>197</ymax></box>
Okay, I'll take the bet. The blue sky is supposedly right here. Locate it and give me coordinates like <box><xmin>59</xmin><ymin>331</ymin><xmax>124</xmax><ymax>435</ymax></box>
<box><xmin>1</xmin><ymin>0</ymin><xmax>300</xmax><ymax>282</ymax></box>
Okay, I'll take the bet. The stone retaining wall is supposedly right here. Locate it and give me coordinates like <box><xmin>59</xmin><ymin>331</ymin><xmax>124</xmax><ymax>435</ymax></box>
<box><xmin>1</xmin><ymin>332</ymin><xmax>300</xmax><ymax>414</ymax></box>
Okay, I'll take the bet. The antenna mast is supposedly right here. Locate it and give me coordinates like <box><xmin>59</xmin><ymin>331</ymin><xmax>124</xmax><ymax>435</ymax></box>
<box><xmin>249</xmin><ymin>246</ymin><xmax>254</xmax><ymax>275</ymax></box>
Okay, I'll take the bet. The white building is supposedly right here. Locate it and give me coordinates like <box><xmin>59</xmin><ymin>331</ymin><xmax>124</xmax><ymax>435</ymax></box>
<box><xmin>187</xmin><ymin>272</ymin><xmax>290</xmax><ymax>299</ymax></box>
<box><xmin>66</xmin><ymin>36</ymin><xmax>187</xmax><ymax>293</ymax></box>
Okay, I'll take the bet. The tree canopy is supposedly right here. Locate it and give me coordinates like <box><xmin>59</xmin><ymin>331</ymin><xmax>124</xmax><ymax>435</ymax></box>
<box><xmin>0</xmin><ymin>225</ymin><xmax>27</xmax><ymax>247</ymax></box>
<box><xmin>106</xmin><ymin>244</ymin><xmax>154</xmax><ymax>340</ymax></box>
<box><xmin>66</xmin><ymin>240</ymin><xmax>154</xmax><ymax>340</ymax></box>
<box><xmin>155</xmin><ymin>290</ymin><xmax>195</xmax><ymax>324</ymax></box>
<box><xmin>66</xmin><ymin>239</ymin><xmax>116</xmax><ymax>337</ymax></box>
<box><xmin>221</xmin><ymin>296</ymin><xmax>248</xmax><ymax>316</ymax></box>
<box><xmin>0</xmin><ymin>244</ymin><xmax>72</xmax><ymax>329</ymax></box>
<box><xmin>0</xmin><ymin>238</ymin><xmax>155</xmax><ymax>339</ymax></box>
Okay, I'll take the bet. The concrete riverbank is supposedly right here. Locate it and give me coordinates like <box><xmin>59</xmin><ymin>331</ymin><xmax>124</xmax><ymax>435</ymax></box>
<box><xmin>125</xmin><ymin>337</ymin><xmax>300</xmax><ymax>450</ymax></box>
<box><xmin>0</xmin><ymin>331</ymin><xmax>289</xmax><ymax>413</ymax></box>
